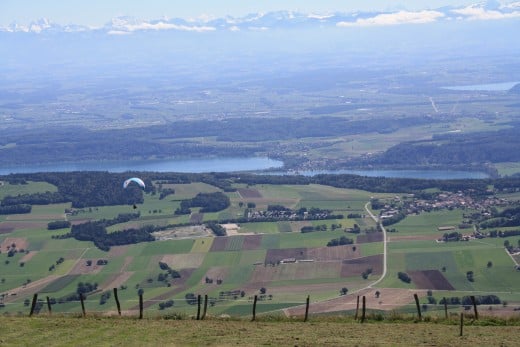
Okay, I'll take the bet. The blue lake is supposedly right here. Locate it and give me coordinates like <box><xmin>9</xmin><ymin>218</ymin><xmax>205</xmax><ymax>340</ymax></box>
<box><xmin>442</xmin><ymin>81</ymin><xmax>519</xmax><ymax>91</ymax></box>
<box><xmin>274</xmin><ymin>169</ymin><xmax>489</xmax><ymax>179</ymax></box>
<box><xmin>0</xmin><ymin>158</ymin><xmax>489</xmax><ymax>179</ymax></box>
<box><xmin>0</xmin><ymin>157</ymin><xmax>284</xmax><ymax>175</ymax></box>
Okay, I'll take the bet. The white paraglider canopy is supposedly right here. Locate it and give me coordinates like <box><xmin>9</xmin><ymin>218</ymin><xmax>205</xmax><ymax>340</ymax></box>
<box><xmin>123</xmin><ymin>177</ymin><xmax>145</xmax><ymax>189</ymax></box>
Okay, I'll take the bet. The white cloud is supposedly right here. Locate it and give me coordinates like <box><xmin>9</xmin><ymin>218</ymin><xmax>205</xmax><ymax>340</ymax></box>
<box><xmin>308</xmin><ymin>14</ymin><xmax>334</xmax><ymax>20</ymax></box>
<box><xmin>337</xmin><ymin>10</ymin><xmax>444</xmax><ymax>27</ymax></box>
<box><xmin>451</xmin><ymin>6</ymin><xmax>520</xmax><ymax>20</ymax></box>
<box><xmin>107</xmin><ymin>30</ymin><xmax>131</xmax><ymax>35</ymax></box>
<box><xmin>502</xmin><ymin>2</ymin><xmax>520</xmax><ymax>10</ymax></box>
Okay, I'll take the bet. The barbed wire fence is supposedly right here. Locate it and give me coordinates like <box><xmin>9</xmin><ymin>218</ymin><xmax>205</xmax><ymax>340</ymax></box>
<box><xmin>2</xmin><ymin>289</ymin><xmax>518</xmax><ymax>330</ymax></box>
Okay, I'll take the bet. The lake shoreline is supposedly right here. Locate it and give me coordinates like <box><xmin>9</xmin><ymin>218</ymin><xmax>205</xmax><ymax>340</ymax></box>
<box><xmin>0</xmin><ymin>156</ymin><xmax>491</xmax><ymax>180</ymax></box>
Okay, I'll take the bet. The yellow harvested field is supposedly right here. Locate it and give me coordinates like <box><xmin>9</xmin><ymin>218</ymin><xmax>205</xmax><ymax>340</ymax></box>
<box><xmin>161</xmin><ymin>253</ymin><xmax>206</xmax><ymax>269</ymax></box>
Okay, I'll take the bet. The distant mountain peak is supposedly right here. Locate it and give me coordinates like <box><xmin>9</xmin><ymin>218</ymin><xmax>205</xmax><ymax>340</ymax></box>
<box><xmin>1</xmin><ymin>2</ymin><xmax>519</xmax><ymax>34</ymax></box>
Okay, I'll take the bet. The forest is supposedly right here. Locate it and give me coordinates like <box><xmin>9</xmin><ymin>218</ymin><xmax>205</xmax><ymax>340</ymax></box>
<box><xmin>1</xmin><ymin>171</ymin><xmax>514</xmax><ymax>211</ymax></box>
<box><xmin>175</xmin><ymin>192</ymin><xmax>231</xmax><ymax>215</ymax></box>
<box><xmin>0</xmin><ymin>116</ymin><xmax>441</xmax><ymax>166</ymax></box>
<box><xmin>2</xmin><ymin>118</ymin><xmax>520</xmax><ymax>177</ymax></box>
<box><xmin>370</xmin><ymin>126</ymin><xmax>520</xmax><ymax>170</ymax></box>
<box><xmin>65</xmin><ymin>221</ymin><xmax>155</xmax><ymax>251</ymax></box>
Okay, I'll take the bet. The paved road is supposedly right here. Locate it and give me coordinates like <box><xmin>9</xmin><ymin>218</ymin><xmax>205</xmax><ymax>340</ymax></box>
<box><xmin>364</xmin><ymin>202</ymin><xmax>387</xmax><ymax>288</ymax></box>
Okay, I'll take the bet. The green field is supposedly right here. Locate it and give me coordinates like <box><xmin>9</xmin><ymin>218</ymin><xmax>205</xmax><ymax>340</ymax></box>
<box><xmin>495</xmin><ymin>162</ymin><xmax>520</xmax><ymax>177</ymax></box>
<box><xmin>0</xmin><ymin>181</ymin><xmax>57</xmax><ymax>200</ymax></box>
<box><xmin>1</xmin><ymin>180</ymin><xmax>519</xmax><ymax>318</ymax></box>
<box><xmin>391</xmin><ymin>209</ymin><xmax>468</xmax><ymax>236</ymax></box>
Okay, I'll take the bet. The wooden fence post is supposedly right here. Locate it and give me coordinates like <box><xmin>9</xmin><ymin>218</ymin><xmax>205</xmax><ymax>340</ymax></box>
<box><xmin>459</xmin><ymin>313</ymin><xmax>464</xmax><ymax>336</ymax></box>
<box><xmin>139</xmin><ymin>293</ymin><xmax>143</xmax><ymax>319</ymax></box>
<box><xmin>355</xmin><ymin>296</ymin><xmax>360</xmax><ymax>320</ymax></box>
<box><xmin>443</xmin><ymin>298</ymin><xmax>448</xmax><ymax>320</ymax></box>
<box><xmin>361</xmin><ymin>296</ymin><xmax>366</xmax><ymax>323</ymax></box>
<box><xmin>201</xmin><ymin>295</ymin><xmax>208</xmax><ymax>320</ymax></box>
<box><xmin>354</xmin><ymin>295</ymin><xmax>359</xmax><ymax>320</ymax></box>
<box><xmin>196</xmin><ymin>294</ymin><xmax>201</xmax><ymax>320</ymax></box>
<box><xmin>46</xmin><ymin>296</ymin><xmax>52</xmax><ymax>315</ymax></box>
<box><xmin>29</xmin><ymin>293</ymin><xmax>38</xmax><ymax>317</ymax></box>
<box><xmin>80</xmin><ymin>293</ymin><xmax>86</xmax><ymax>317</ymax></box>
<box><xmin>79</xmin><ymin>293</ymin><xmax>86</xmax><ymax>317</ymax></box>
<box><xmin>304</xmin><ymin>295</ymin><xmax>310</xmax><ymax>322</ymax></box>
<box><xmin>113</xmin><ymin>288</ymin><xmax>121</xmax><ymax>316</ymax></box>
<box><xmin>413</xmin><ymin>293</ymin><xmax>422</xmax><ymax>321</ymax></box>
<box><xmin>252</xmin><ymin>295</ymin><xmax>258</xmax><ymax>321</ymax></box>
<box><xmin>470</xmin><ymin>295</ymin><xmax>478</xmax><ymax>320</ymax></box>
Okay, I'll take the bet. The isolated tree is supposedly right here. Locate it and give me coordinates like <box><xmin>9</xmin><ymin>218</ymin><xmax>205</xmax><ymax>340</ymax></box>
<box><xmin>397</xmin><ymin>272</ymin><xmax>411</xmax><ymax>283</ymax></box>
<box><xmin>260</xmin><ymin>287</ymin><xmax>266</xmax><ymax>294</ymax></box>
<box><xmin>375</xmin><ymin>290</ymin><xmax>380</xmax><ymax>298</ymax></box>
<box><xmin>487</xmin><ymin>261</ymin><xmax>493</xmax><ymax>268</ymax></box>
<box><xmin>340</xmin><ymin>287</ymin><xmax>349</xmax><ymax>296</ymax></box>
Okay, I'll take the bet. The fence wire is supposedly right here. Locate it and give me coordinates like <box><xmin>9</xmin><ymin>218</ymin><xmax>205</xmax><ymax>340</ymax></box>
<box><xmin>2</xmin><ymin>290</ymin><xmax>519</xmax><ymax>320</ymax></box>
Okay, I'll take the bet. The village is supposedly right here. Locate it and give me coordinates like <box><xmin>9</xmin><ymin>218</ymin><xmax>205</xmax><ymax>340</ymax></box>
<box><xmin>376</xmin><ymin>190</ymin><xmax>520</xmax><ymax>262</ymax></box>
<box><xmin>246</xmin><ymin>206</ymin><xmax>339</xmax><ymax>222</ymax></box>
<box><xmin>379</xmin><ymin>191</ymin><xmax>507</xmax><ymax>218</ymax></box>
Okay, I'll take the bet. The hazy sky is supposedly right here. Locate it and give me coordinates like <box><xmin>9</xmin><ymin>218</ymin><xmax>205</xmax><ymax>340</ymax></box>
<box><xmin>0</xmin><ymin>0</ymin><xmax>478</xmax><ymax>26</ymax></box>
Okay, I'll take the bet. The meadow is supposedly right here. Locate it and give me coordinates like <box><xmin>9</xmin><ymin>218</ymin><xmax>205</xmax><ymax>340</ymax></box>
<box><xmin>1</xmin><ymin>315</ymin><xmax>520</xmax><ymax>347</ymax></box>
<box><xmin>1</xmin><ymin>178</ymin><xmax>519</xmax><ymax>319</ymax></box>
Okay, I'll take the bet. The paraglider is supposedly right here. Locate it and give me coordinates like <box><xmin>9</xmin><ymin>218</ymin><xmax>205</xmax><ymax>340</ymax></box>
<box><xmin>123</xmin><ymin>177</ymin><xmax>145</xmax><ymax>189</ymax></box>
<box><xmin>123</xmin><ymin>177</ymin><xmax>145</xmax><ymax>209</ymax></box>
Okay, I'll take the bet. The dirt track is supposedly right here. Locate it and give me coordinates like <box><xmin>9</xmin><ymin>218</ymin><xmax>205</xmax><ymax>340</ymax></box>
<box><xmin>284</xmin><ymin>288</ymin><xmax>427</xmax><ymax>316</ymax></box>
<box><xmin>0</xmin><ymin>275</ymin><xmax>62</xmax><ymax>303</ymax></box>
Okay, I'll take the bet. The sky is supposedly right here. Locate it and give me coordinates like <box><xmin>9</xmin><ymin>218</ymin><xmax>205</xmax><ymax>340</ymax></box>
<box><xmin>0</xmin><ymin>0</ymin><xmax>479</xmax><ymax>26</ymax></box>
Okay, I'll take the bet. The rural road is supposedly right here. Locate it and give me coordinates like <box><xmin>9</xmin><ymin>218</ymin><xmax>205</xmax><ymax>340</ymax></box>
<box><xmin>278</xmin><ymin>201</ymin><xmax>390</xmax><ymax>317</ymax></box>
<box><xmin>364</xmin><ymin>202</ymin><xmax>387</xmax><ymax>288</ymax></box>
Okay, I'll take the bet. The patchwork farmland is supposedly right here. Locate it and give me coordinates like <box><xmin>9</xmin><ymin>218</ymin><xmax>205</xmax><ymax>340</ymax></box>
<box><xmin>1</xmin><ymin>176</ymin><xmax>520</xmax><ymax>318</ymax></box>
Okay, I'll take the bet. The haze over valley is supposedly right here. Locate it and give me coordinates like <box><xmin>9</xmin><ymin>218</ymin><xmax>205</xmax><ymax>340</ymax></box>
<box><xmin>1</xmin><ymin>1</ymin><xmax>519</xmax><ymax>175</ymax></box>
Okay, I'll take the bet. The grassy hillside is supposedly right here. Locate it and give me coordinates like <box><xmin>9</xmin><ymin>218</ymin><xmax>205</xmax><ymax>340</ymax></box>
<box><xmin>1</xmin><ymin>316</ymin><xmax>520</xmax><ymax>347</ymax></box>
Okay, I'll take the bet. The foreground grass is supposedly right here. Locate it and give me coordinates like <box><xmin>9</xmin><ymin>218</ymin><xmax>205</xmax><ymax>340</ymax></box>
<box><xmin>1</xmin><ymin>315</ymin><xmax>520</xmax><ymax>346</ymax></box>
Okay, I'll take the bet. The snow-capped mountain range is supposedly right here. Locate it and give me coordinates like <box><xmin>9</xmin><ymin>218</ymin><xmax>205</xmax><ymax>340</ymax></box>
<box><xmin>1</xmin><ymin>1</ymin><xmax>519</xmax><ymax>34</ymax></box>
